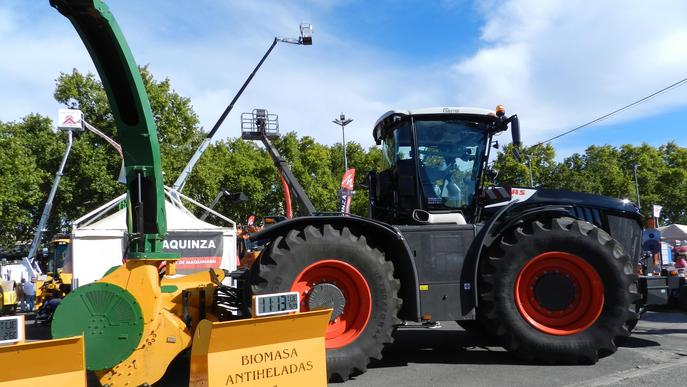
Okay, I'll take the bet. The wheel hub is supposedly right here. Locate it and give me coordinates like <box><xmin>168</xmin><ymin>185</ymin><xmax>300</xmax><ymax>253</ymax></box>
<box><xmin>533</xmin><ymin>272</ymin><xmax>576</xmax><ymax>311</ymax></box>
<box><xmin>307</xmin><ymin>282</ymin><xmax>346</xmax><ymax>322</ymax></box>
<box><xmin>290</xmin><ymin>259</ymin><xmax>373</xmax><ymax>349</ymax></box>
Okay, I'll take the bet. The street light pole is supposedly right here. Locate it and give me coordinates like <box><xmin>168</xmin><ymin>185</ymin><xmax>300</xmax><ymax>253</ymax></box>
<box><xmin>633</xmin><ymin>164</ymin><xmax>641</xmax><ymax>210</ymax></box>
<box><xmin>333</xmin><ymin>113</ymin><xmax>353</xmax><ymax>171</ymax></box>
<box><xmin>525</xmin><ymin>155</ymin><xmax>534</xmax><ymax>187</ymax></box>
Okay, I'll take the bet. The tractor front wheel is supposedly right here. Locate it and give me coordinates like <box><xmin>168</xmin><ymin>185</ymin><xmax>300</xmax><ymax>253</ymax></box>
<box><xmin>478</xmin><ymin>217</ymin><xmax>639</xmax><ymax>363</ymax></box>
<box><xmin>250</xmin><ymin>224</ymin><xmax>401</xmax><ymax>381</ymax></box>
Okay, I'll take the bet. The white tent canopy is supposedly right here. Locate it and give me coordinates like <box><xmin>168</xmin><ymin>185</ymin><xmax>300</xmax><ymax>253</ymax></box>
<box><xmin>67</xmin><ymin>198</ymin><xmax>236</xmax><ymax>287</ymax></box>
<box><xmin>657</xmin><ymin>224</ymin><xmax>687</xmax><ymax>241</ymax></box>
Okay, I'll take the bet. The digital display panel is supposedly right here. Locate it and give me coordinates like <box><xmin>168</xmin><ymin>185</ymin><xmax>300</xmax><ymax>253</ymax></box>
<box><xmin>0</xmin><ymin>316</ymin><xmax>23</xmax><ymax>345</ymax></box>
<box><xmin>254</xmin><ymin>292</ymin><xmax>300</xmax><ymax>317</ymax></box>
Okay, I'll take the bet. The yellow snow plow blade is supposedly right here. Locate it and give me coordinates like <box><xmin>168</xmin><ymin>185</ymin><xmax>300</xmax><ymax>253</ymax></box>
<box><xmin>190</xmin><ymin>309</ymin><xmax>331</xmax><ymax>387</ymax></box>
<box><xmin>0</xmin><ymin>336</ymin><xmax>86</xmax><ymax>386</ymax></box>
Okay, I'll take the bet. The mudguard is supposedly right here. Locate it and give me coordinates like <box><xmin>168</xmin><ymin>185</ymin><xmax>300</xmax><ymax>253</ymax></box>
<box><xmin>250</xmin><ymin>215</ymin><xmax>422</xmax><ymax>321</ymax></box>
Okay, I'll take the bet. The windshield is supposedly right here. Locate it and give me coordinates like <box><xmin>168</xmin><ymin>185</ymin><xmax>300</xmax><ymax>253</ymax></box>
<box><xmin>415</xmin><ymin>119</ymin><xmax>487</xmax><ymax>208</ymax></box>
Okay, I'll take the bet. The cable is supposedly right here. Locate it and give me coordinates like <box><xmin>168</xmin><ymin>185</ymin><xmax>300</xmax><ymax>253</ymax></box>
<box><xmin>533</xmin><ymin>76</ymin><xmax>687</xmax><ymax>147</ymax></box>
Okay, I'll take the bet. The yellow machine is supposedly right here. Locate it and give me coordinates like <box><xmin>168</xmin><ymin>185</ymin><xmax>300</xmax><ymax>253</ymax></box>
<box><xmin>190</xmin><ymin>309</ymin><xmax>331</xmax><ymax>387</ymax></box>
<box><xmin>0</xmin><ymin>281</ymin><xmax>16</xmax><ymax>316</ymax></box>
<box><xmin>0</xmin><ymin>335</ymin><xmax>86</xmax><ymax>387</ymax></box>
<box><xmin>42</xmin><ymin>1</ymin><xmax>329</xmax><ymax>386</ymax></box>
<box><xmin>54</xmin><ymin>262</ymin><xmax>224</xmax><ymax>385</ymax></box>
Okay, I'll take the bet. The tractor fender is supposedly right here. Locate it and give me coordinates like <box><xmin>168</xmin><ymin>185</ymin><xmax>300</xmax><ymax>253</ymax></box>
<box><xmin>250</xmin><ymin>215</ymin><xmax>421</xmax><ymax>321</ymax></box>
<box><xmin>470</xmin><ymin>203</ymin><xmax>572</xmax><ymax>307</ymax></box>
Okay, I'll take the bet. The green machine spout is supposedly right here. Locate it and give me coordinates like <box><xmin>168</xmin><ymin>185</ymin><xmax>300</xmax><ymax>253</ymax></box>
<box><xmin>51</xmin><ymin>0</ymin><xmax>177</xmax><ymax>260</ymax></box>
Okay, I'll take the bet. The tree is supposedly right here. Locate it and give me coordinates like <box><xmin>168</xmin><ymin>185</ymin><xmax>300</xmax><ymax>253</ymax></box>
<box><xmin>655</xmin><ymin>142</ymin><xmax>687</xmax><ymax>224</ymax></box>
<box><xmin>492</xmin><ymin>143</ymin><xmax>556</xmax><ymax>188</ymax></box>
<box><xmin>0</xmin><ymin>118</ymin><xmax>52</xmax><ymax>248</ymax></box>
<box><xmin>0</xmin><ymin>68</ymin><xmax>209</xmax><ymax>249</ymax></box>
<box><xmin>185</xmin><ymin>138</ymin><xmax>280</xmax><ymax>224</ymax></box>
<box><xmin>330</xmin><ymin>142</ymin><xmax>384</xmax><ymax>215</ymax></box>
<box><xmin>273</xmin><ymin>132</ymin><xmax>339</xmax><ymax>213</ymax></box>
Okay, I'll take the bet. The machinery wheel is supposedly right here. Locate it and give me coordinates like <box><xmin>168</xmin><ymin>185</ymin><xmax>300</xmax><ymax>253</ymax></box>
<box><xmin>250</xmin><ymin>224</ymin><xmax>401</xmax><ymax>382</ymax></box>
<box><xmin>478</xmin><ymin>217</ymin><xmax>639</xmax><ymax>364</ymax></box>
<box><xmin>625</xmin><ymin>303</ymin><xmax>642</xmax><ymax>332</ymax></box>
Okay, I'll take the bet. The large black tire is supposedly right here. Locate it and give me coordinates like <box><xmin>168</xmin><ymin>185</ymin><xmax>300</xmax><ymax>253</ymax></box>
<box><xmin>478</xmin><ymin>217</ymin><xmax>639</xmax><ymax>364</ymax></box>
<box><xmin>250</xmin><ymin>224</ymin><xmax>402</xmax><ymax>382</ymax></box>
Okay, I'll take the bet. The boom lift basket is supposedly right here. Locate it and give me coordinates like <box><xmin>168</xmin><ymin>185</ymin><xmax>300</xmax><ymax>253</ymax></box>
<box><xmin>241</xmin><ymin>109</ymin><xmax>280</xmax><ymax>140</ymax></box>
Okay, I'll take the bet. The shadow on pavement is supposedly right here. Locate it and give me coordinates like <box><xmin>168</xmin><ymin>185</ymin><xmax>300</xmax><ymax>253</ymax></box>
<box><xmin>615</xmin><ymin>335</ymin><xmax>660</xmax><ymax>348</ymax></box>
<box><xmin>368</xmin><ymin>326</ymin><xmax>523</xmax><ymax>369</ymax></box>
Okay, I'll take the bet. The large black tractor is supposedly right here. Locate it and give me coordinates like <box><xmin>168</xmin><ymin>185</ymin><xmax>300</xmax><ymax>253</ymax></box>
<box><xmin>246</xmin><ymin>106</ymin><xmax>642</xmax><ymax>381</ymax></box>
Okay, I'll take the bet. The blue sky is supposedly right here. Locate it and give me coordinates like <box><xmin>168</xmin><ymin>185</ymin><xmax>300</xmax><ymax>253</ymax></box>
<box><xmin>1</xmin><ymin>0</ymin><xmax>687</xmax><ymax>160</ymax></box>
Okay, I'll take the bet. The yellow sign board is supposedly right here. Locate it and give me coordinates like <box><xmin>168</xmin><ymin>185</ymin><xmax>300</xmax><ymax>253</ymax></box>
<box><xmin>190</xmin><ymin>309</ymin><xmax>331</xmax><ymax>387</ymax></box>
<box><xmin>0</xmin><ymin>336</ymin><xmax>86</xmax><ymax>387</ymax></box>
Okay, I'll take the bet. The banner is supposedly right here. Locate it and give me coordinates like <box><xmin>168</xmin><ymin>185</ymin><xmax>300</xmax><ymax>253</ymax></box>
<box><xmin>653</xmin><ymin>204</ymin><xmax>663</xmax><ymax>219</ymax></box>
<box><xmin>163</xmin><ymin>231</ymin><xmax>223</xmax><ymax>274</ymax></box>
<box><xmin>338</xmin><ymin>169</ymin><xmax>356</xmax><ymax>214</ymax></box>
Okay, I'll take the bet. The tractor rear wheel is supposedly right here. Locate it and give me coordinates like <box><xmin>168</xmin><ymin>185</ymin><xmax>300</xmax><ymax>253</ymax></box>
<box><xmin>478</xmin><ymin>217</ymin><xmax>639</xmax><ymax>364</ymax></box>
<box><xmin>250</xmin><ymin>224</ymin><xmax>401</xmax><ymax>382</ymax></box>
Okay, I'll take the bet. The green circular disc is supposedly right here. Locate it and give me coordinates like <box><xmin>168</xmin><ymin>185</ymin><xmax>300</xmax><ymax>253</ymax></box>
<box><xmin>51</xmin><ymin>282</ymin><xmax>144</xmax><ymax>371</ymax></box>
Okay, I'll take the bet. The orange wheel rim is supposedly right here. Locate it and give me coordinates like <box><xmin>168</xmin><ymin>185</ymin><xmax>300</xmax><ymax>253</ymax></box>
<box><xmin>515</xmin><ymin>251</ymin><xmax>604</xmax><ymax>335</ymax></box>
<box><xmin>291</xmin><ymin>260</ymin><xmax>372</xmax><ymax>348</ymax></box>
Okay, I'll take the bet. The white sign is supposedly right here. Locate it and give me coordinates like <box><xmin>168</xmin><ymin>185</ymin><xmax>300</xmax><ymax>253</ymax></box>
<box><xmin>0</xmin><ymin>315</ymin><xmax>24</xmax><ymax>345</ymax></box>
<box><xmin>57</xmin><ymin>109</ymin><xmax>84</xmax><ymax>131</ymax></box>
<box><xmin>661</xmin><ymin>242</ymin><xmax>672</xmax><ymax>266</ymax></box>
<box><xmin>653</xmin><ymin>204</ymin><xmax>663</xmax><ymax>219</ymax></box>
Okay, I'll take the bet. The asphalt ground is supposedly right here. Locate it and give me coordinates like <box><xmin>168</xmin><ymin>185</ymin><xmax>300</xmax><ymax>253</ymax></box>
<box><xmin>22</xmin><ymin>308</ymin><xmax>687</xmax><ymax>386</ymax></box>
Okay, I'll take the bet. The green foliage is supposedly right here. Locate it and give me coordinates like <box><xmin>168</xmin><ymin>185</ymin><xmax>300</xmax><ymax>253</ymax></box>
<box><xmin>0</xmin><ymin>67</ymin><xmax>209</xmax><ymax>249</ymax></box>
<box><xmin>0</xmin><ymin>117</ymin><xmax>52</xmax><ymax>246</ymax></box>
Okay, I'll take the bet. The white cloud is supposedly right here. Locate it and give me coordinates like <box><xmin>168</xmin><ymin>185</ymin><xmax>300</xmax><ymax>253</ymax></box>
<box><xmin>110</xmin><ymin>1</ymin><xmax>448</xmax><ymax>148</ymax></box>
<box><xmin>453</xmin><ymin>0</ymin><xmax>687</xmax><ymax>145</ymax></box>
<box><xmin>3</xmin><ymin>0</ymin><xmax>687</xmax><ymax>157</ymax></box>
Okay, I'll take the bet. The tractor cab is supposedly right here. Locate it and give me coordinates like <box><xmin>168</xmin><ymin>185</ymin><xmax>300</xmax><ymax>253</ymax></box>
<box><xmin>369</xmin><ymin>107</ymin><xmax>518</xmax><ymax>224</ymax></box>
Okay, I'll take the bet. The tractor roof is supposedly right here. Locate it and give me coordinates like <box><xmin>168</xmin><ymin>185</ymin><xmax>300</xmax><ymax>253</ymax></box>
<box><xmin>373</xmin><ymin>107</ymin><xmax>495</xmax><ymax>144</ymax></box>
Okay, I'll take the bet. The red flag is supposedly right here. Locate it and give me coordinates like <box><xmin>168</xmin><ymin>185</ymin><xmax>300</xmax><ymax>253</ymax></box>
<box><xmin>339</xmin><ymin>169</ymin><xmax>356</xmax><ymax>214</ymax></box>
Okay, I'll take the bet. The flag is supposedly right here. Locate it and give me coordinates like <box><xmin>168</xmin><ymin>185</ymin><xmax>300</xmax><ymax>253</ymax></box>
<box><xmin>339</xmin><ymin>169</ymin><xmax>356</xmax><ymax>214</ymax></box>
<box><xmin>653</xmin><ymin>204</ymin><xmax>663</xmax><ymax>218</ymax></box>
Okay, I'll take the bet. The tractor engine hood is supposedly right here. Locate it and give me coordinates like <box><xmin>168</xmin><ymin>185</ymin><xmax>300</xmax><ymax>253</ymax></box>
<box><xmin>489</xmin><ymin>187</ymin><xmax>641</xmax><ymax>216</ymax></box>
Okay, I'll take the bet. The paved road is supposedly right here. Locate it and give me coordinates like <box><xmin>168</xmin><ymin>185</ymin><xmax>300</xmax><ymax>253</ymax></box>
<box><xmin>344</xmin><ymin>309</ymin><xmax>687</xmax><ymax>387</ymax></box>
<box><xmin>24</xmin><ymin>309</ymin><xmax>687</xmax><ymax>386</ymax></box>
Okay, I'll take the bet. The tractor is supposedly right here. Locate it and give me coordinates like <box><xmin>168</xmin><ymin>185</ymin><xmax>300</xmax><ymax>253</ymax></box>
<box><xmin>44</xmin><ymin>0</ymin><xmax>641</xmax><ymax>384</ymax></box>
<box><xmin>245</xmin><ymin>106</ymin><xmax>642</xmax><ymax>381</ymax></box>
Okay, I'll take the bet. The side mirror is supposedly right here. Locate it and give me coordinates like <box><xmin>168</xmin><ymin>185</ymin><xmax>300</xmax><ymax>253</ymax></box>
<box><xmin>485</xmin><ymin>166</ymin><xmax>499</xmax><ymax>183</ymax></box>
<box><xmin>509</xmin><ymin>115</ymin><xmax>521</xmax><ymax>161</ymax></box>
<box><xmin>510</xmin><ymin>115</ymin><xmax>521</xmax><ymax>147</ymax></box>
<box><xmin>366</xmin><ymin>171</ymin><xmax>377</xmax><ymax>198</ymax></box>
